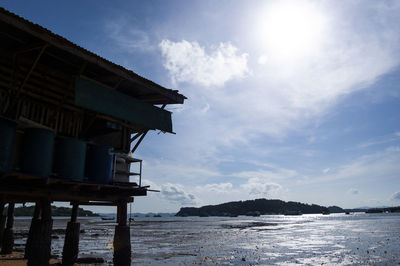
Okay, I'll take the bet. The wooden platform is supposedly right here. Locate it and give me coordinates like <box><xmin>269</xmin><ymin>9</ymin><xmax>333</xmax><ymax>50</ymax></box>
<box><xmin>0</xmin><ymin>172</ymin><xmax>147</xmax><ymax>203</ymax></box>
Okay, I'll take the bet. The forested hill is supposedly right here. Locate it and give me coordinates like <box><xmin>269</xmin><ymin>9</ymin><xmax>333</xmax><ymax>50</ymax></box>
<box><xmin>176</xmin><ymin>198</ymin><xmax>342</xmax><ymax>217</ymax></box>
<box><xmin>4</xmin><ymin>205</ymin><xmax>99</xmax><ymax>217</ymax></box>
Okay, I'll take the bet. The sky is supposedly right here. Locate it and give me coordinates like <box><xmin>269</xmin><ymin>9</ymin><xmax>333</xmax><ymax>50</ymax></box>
<box><xmin>2</xmin><ymin>0</ymin><xmax>400</xmax><ymax>213</ymax></box>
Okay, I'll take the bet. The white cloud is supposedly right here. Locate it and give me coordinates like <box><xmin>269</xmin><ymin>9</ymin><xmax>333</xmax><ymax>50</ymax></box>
<box><xmin>161</xmin><ymin>183</ymin><xmax>197</xmax><ymax>205</ymax></box>
<box><xmin>240</xmin><ymin>177</ymin><xmax>283</xmax><ymax>198</ymax></box>
<box><xmin>234</xmin><ymin>168</ymin><xmax>299</xmax><ymax>181</ymax></box>
<box><xmin>181</xmin><ymin>1</ymin><xmax>400</xmax><ymax>145</ymax></box>
<box><xmin>357</xmin><ymin>132</ymin><xmax>400</xmax><ymax>149</ymax></box>
<box><xmin>323</xmin><ymin>168</ymin><xmax>331</xmax><ymax>174</ymax></box>
<box><xmin>141</xmin><ymin>158</ymin><xmax>221</xmax><ymax>184</ymax></box>
<box><xmin>257</xmin><ymin>55</ymin><xmax>268</xmax><ymax>65</ymax></box>
<box><xmin>195</xmin><ymin>183</ymin><xmax>233</xmax><ymax>194</ymax></box>
<box><xmin>159</xmin><ymin>40</ymin><xmax>249</xmax><ymax>87</ymax></box>
<box><xmin>303</xmin><ymin>146</ymin><xmax>400</xmax><ymax>184</ymax></box>
<box><xmin>348</xmin><ymin>188</ymin><xmax>359</xmax><ymax>195</ymax></box>
<box><xmin>114</xmin><ymin>1</ymin><xmax>400</xmax><ymax>211</ymax></box>
<box><xmin>391</xmin><ymin>192</ymin><xmax>400</xmax><ymax>201</ymax></box>
<box><xmin>106</xmin><ymin>19</ymin><xmax>154</xmax><ymax>52</ymax></box>
<box><xmin>200</xmin><ymin>103</ymin><xmax>210</xmax><ymax>114</ymax></box>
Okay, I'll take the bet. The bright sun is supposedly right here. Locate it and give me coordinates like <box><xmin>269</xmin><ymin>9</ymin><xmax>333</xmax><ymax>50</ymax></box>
<box><xmin>257</xmin><ymin>2</ymin><xmax>326</xmax><ymax>61</ymax></box>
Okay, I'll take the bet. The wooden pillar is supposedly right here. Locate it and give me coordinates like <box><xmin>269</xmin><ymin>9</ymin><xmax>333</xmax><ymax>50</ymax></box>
<box><xmin>113</xmin><ymin>200</ymin><xmax>131</xmax><ymax>265</ymax></box>
<box><xmin>25</xmin><ymin>202</ymin><xmax>41</xmax><ymax>259</ymax></box>
<box><xmin>0</xmin><ymin>202</ymin><xmax>6</xmax><ymax>249</ymax></box>
<box><xmin>62</xmin><ymin>203</ymin><xmax>80</xmax><ymax>266</ymax></box>
<box><xmin>28</xmin><ymin>199</ymin><xmax>53</xmax><ymax>266</ymax></box>
<box><xmin>1</xmin><ymin>203</ymin><xmax>15</xmax><ymax>254</ymax></box>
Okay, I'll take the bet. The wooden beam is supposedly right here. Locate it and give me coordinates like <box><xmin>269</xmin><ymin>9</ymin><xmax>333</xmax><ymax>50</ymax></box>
<box><xmin>1</xmin><ymin>203</ymin><xmax>14</xmax><ymax>254</ymax></box>
<box><xmin>13</xmin><ymin>43</ymin><xmax>47</xmax><ymax>55</ymax></box>
<box><xmin>131</xmin><ymin>131</ymin><xmax>148</xmax><ymax>154</ymax></box>
<box><xmin>24</xmin><ymin>202</ymin><xmax>40</xmax><ymax>260</ymax></box>
<box><xmin>0</xmin><ymin>173</ymin><xmax>147</xmax><ymax>202</ymax></box>
<box><xmin>0</xmin><ymin>65</ymin><xmax>73</xmax><ymax>102</ymax></box>
<box><xmin>0</xmin><ymin>201</ymin><xmax>5</xmax><ymax>249</ymax></box>
<box><xmin>129</xmin><ymin>132</ymin><xmax>143</xmax><ymax>143</ymax></box>
<box><xmin>5</xmin><ymin>203</ymin><xmax>14</xmax><ymax>232</ymax></box>
<box><xmin>4</xmin><ymin>44</ymin><xmax>49</xmax><ymax>117</ymax></box>
<box><xmin>0</xmin><ymin>11</ymin><xmax>185</xmax><ymax>104</ymax></box>
<box><xmin>15</xmin><ymin>44</ymin><xmax>49</xmax><ymax>96</ymax></box>
<box><xmin>75</xmin><ymin>199</ymin><xmax>133</xmax><ymax>206</ymax></box>
<box><xmin>113</xmin><ymin>78</ymin><xmax>124</xmax><ymax>90</ymax></box>
<box><xmin>79</xmin><ymin>113</ymin><xmax>97</xmax><ymax>138</ymax></box>
<box><xmin>0</xmin><ymin>188</ymin><xmax>146</xmax><ymax>202</ymax></box>
<box><xmin>70</xmin><ymin>204</ymin><xmax>78</xmax><ymax>223</ymax></box>
<box><xmin>113</xmin><ymin>200</ymin><xmax>131</xmax><ymax>265</ymax></box>
<box><xmin>33</xmin><ymin>199</ymin><xmax>52</xmax><ymax>266</ymax></box>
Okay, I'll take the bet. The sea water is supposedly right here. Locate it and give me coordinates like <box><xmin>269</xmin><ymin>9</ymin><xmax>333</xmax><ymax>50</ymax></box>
<box><xmin>12</xmin><ymin>213</ymin><xmax>400</xmax><ymax>265</ymax></box>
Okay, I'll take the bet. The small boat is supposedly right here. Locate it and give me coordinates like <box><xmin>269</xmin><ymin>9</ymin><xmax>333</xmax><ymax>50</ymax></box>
<box><xmin>345</xmin><ymin>211</ymin><xmax>350</xmax><ymax>215</ymax></box>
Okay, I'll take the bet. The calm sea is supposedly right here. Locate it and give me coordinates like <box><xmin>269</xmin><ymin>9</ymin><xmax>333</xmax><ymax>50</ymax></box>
<box><xmin>13</xmin><ymin>213</ymin><xmax>400</xmax><ymax>265</ymax></box>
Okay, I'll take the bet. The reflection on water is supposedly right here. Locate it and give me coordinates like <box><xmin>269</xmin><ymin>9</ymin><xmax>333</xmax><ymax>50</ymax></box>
<box><xmin>12</xmin><ymin>213</ymin><xmax>400</xmax><ymax>265</ymax></box>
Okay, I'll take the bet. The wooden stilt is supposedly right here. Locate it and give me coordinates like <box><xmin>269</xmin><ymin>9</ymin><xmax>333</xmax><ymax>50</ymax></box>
<box><xmin>28</xmin><ymin>199</ymin><xmax>52</xmax><ymax>266</ymax></box>
<box><xmin>1</xmin><ymin>203</ymin><xmax>15</xmax><ymax>254</ymax></box>
<box><xmin>25</xmin><ymin>202</ymin><xmax>41</xmax><ymax>259</ymax></box>
<box><xmin>62</xmin><ymin>203</ymin><xmax>80</xmax><ymax>266</ymax></box>
<box><xmin>0</xmin><ymin>202</ymin><xmax>6</xmax><ymax>249</ymax></box>
<box><xmin>113</xmin><ymin>200</ymin><xmax>131</xmax><ymax>266</ymax></box>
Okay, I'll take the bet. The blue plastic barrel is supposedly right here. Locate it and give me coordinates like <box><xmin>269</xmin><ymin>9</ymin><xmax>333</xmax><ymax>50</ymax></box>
<box><xmin>53</xmin><ymin>137</ymin><xmax>86</xmax><ymax>180</ymax></box>
<box><xmin>0</xmin><ymin>117</ymin><xmax>16</xmax><ymax>172</ymax></box>
<box><xmin>21</xmin><ymin>127</ymin><xmax>55</xmax><ymax>177</ymax></box>
<box><xmin>85</xmin><ymin>144</ymin><xmax>113</xmax><ymax>184</ymax></box>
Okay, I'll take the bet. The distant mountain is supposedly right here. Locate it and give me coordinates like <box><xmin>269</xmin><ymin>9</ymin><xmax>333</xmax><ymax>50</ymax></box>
<box><xmin>343</xmin><ymin>206</ymin><xmax>400</xmax><ymax>213</ymax></box>
<box><xmin>6</xmin><ymin>205</ymin><xmax>99</xmax><ymax>217</ymax></box>
<box><xmin>176</xmin><ymin>198</ymin><xmax>339</xmax><ymax>217</ymax></box>
<box><xmin>354</xmin><ymin>206</ymin><xmax>391</xmax><ymax>210</ymax></box>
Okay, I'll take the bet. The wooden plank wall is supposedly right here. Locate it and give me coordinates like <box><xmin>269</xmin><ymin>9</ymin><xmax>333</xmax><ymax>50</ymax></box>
<box><xmin>0</xmin><ymin>88</ymin><xmax>84</xmax><ymax>138</ymax></box>
<box><xmin>0</xmin><ymin>46</ymin><xmax>86</xmax><ymax>137</ymax></box>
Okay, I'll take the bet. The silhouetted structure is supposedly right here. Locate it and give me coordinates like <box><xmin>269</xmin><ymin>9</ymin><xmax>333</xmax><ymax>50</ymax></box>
<box><xmin>0</xmin><ymin>7</ymin><xmax>185</xmax><ymax>265</ymax></box>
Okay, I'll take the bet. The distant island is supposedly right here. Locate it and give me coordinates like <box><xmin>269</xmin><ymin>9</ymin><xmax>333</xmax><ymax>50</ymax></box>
<box><xmin>176</xmin><ymin>198</ymin><xmax>344</xmax><ymax>217</ymax></box>
<box><xmin>176</xmin><ymin>199</ymin><xmax>400</xmax><ymax>217</ymax></box>
<box><xmin>5</xmin><ymin>205</ymin><xmax>99</xmax><ymax>217</ymax></box>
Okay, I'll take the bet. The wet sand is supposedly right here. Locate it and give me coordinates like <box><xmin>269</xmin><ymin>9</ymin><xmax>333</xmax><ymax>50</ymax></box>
<box><xmin>3</xmin><ymin>213</ymin><xmax>400</xmax><ymax>265</ymax></box>
<box><xmin>0</xmin><ymin>253</ymin><xmax>62</xmax><ymax>266</ymax></box>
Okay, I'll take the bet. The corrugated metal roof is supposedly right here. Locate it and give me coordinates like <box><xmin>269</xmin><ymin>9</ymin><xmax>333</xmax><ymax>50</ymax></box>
<box><xmin>0</xmin><ymin>6</ymin><xmax>186</xmax><ymax>104</ymax></box>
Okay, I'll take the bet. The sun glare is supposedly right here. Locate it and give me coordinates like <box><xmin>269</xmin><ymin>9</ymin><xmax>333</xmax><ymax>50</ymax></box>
<box><xmin>257</xmin><ymin>2</ymin><xmax>327</xmax><ymax>61</ymax></box>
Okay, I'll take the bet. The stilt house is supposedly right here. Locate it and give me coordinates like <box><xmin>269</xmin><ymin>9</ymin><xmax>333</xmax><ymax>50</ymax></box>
<box><xmin>0</xmin><ymin>7</ymin><xmax>185</xmax><ymax>265</ymax></box>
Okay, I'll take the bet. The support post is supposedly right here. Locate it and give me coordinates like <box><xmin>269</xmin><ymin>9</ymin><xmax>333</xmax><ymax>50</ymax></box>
<box><xmin>113</xmin><ymin>200</ymin><xmax>131</xmax><ymax>265</ymax></box>
<box><xmin>62</xmin><ymin>203</ymin><xmax>80</xmax><ymax>266</ymax></box>
<box><xmin>28</xmin><ymin>199</ymin><xmax>53</xmax><ymax>266</ymax></box>
<box><xmin>0</xmin><ymin>202</ymin><xmax>6</xmax><ymax>249</ymax></box>
<box><xmin>1</xmin><ymin>203</ymin><xmax>15</xmax><ymax>254</ymax></box>
<box><xmin>25</xmin><ymin>202</ymin><xmax>41</xmax><ymax>259</ymax></box>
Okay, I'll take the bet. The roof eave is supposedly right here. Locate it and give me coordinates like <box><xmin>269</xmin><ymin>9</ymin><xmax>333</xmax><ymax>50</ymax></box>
<box><xmin>0</xmin><ymin>7</ymin><xmax>186</xmax><ymax>105</ymax></box>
